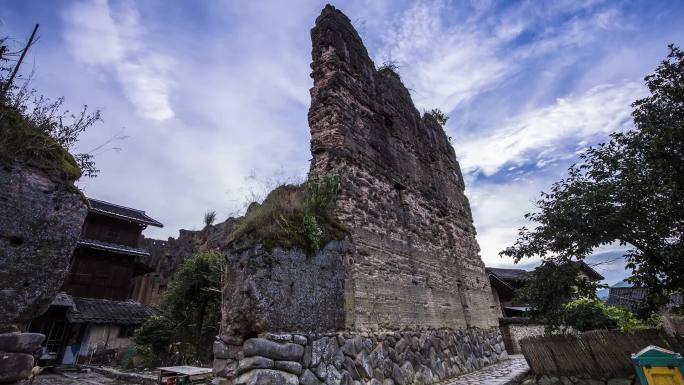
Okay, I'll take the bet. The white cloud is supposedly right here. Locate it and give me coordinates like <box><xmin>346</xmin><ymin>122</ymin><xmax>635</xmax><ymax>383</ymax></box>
<box><xmin>63</xmin><ymin>0</ymin><xmax>174</xmax><ymax>121</ymax></box>
<box><xmin>457</xmin><ymin>82</ymin><xmax>643</xmax><ymax>175</ymax></box>
<box><xmin>376</xmin><ymin>0</ymin><xmax>627</xmax><ymax>115</ymax></box>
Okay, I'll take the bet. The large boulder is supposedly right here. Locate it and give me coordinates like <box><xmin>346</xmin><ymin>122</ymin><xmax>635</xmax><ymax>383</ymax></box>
<box><xmin>0</xmin><ymin>165</ymin><xmax>87</xmax><ymax>331</ymax></box>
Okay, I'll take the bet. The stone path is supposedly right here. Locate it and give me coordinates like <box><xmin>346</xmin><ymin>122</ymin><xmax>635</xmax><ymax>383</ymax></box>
<box><xmin>440</xmin><ymin>355</ymin><xmax>530</xmax><ymax>385</ymax></box>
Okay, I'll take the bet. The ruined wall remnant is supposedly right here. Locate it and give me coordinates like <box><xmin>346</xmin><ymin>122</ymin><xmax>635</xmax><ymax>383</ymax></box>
<box><xmin>214</xmin><ymin>5</ymin><xmax>502</xmax><ymax>385</ymax></box>
<box><xmin>308</xmin><ymin>4</ymin><xmax>497</xmax><ymax>331</ymax></box>
<box><xmin>0</xmin><ymin>165</ymin><xmax>87</xmax><ymax>382</ymax></box>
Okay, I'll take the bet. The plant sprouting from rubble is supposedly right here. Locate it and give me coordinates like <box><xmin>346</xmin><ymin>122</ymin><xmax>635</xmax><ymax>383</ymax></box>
<box><xmin>230</xmin><ymin>173</ymin><xmax>345</xmax><ymax>254</ymax></box>
<box><xmin>204</xmin><ymin>210</ymin><xmax>217</xmax><ymax>227</ymax></box>
<box><xmin>427</xmin><ymin>108</ymin><xmax>449</xmax><ymax>127</ymax></box>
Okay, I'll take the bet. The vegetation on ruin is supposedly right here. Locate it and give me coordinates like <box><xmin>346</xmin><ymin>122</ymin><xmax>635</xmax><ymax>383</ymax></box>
<box><xmin>229</xmin><ymin>173</ymin><xmax>345</xmax><ymax>254</ymax></box>
<box><xmin>0</xmin><ymin>37</ymin><xmax>100</xmax><ymax>185</ymax></box>
<box><xmin>426</xmin><ymin>108</ymin><xmax>449</xmax><ymax>126</ymax></box>
<box><xmin>502</xmin><ymin>45</ymin><xmax>684</xmax><ymax>317</ymax></box>
<box><xmin>377</xmin><ymin>60</ymin><xmax>400</xmax><ymax>78</ymax></box>
<box><xmin>204</xmin><ymin>210</ymin><xmax>217</xmax><ymax>226</ymax></box>
<box><xmin>134</xmin><ymin>251</ymin><xmax>223</xmax><ymax>366</ymax></box>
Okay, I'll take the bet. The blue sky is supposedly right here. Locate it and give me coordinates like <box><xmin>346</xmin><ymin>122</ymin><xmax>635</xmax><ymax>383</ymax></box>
<box><xmin>2</xmin><ymin>0</ymin><xmax>683</xmax><ymax>286</ymax></box>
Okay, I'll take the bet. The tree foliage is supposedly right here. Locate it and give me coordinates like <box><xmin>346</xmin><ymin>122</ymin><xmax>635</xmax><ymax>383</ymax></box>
<box><xmin>134</xmin><ymin>251</ymin><xmax>223</xmax><ymax>366</ymax></box>
<box><xmin>516</xmin><ymin>261</ymin><xmax>601</xmax><ymax>331</ymax></box>
<box><xmin>562</xmin><ymin>298</ymin><xmax>661</xmax><ymax>333</ymax></box>
<box><xmin>502</xmin><ymin>45</ymin><xmax>684</xmax><ymax>315</ymax></box>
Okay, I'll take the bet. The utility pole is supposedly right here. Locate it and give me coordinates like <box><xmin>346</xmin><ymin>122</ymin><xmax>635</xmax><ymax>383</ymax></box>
<box><xmin>2</xmin><ymin>23</ymin><xmax>39</xmax><ymax>96</ymax></box>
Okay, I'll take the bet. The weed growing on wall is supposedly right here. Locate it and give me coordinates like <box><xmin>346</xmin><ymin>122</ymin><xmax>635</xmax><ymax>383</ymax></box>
<box><xmin>230</xmin><ymin>174</ymin><xmax>345</xmax><ymax>254</ymax></box>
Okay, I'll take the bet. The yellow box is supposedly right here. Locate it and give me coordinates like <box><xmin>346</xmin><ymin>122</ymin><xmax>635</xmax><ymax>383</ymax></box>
<box><xmin>643</xmin><ymin>366</ymin><xmax>684</xmax><ymax>385</ymax></box>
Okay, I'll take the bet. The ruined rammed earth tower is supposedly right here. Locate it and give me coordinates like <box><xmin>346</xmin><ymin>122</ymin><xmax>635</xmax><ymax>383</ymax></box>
<box><xmin>213</xmin><ymin>6</ymin><xmax>504</xmax><ymax>385</ymax></box>
<box><xmin>308</xmin><ymin>6</ymin><xmax>497</xmax><ymax>331</ymax></box>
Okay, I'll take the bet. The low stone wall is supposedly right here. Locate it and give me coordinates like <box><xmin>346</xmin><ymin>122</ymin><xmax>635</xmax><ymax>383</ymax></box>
<box><xmin>213</xmin><ymin>328</ymin><xmax>507</xmax><ymax>385</ymax></box>
<box><xmin>0</xmin><ymin>332</ymin><xmax>44</xmax><ymax>383</ymax></box>
<box><xmin>499</xmin><ymin>319</ymin><xmax>545</xmax><ymax>354</ymax></box>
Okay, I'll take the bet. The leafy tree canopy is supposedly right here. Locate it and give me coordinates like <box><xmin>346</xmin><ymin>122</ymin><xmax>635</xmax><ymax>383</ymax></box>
<box><xmin>516</xmin><ymin>261</ymin><xmax>600</xmax><ymax>331</ymax></box>
<box><xmin>134</xmin><ymin>251</ymin><xmax>223</xmax><ymax>366</ymax></box>
<box><xmin>502</xmin><ymin>45</ymin><xmax>684</xmax><ymax>314</ymax></box>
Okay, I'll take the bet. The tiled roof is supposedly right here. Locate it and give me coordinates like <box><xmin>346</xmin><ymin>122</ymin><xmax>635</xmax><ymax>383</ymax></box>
<box><xmin>576</xmin><ymin>261</ymin><xmax>604</xmax><ymax>281</ymax></box>
<box><xmin>77</xmin><ymin>239</ymin><xmax>150</xmax><ymax>257</ymax></box>
<box><xmin>88</xmin><ymin>198</ymin><xmax>163</xmax><ymax>227</ymax></box>
<box><xmin>51</xmin><ymin>292</ymin><xmax>76</xmax><ymax>309</ymax></box>
<box><xmin>67</xmin><ymin>296</ymin><xmax>155</xmax><ymax>325</ymax></box>
<box><xmin>485</xmin><ymin>267</ymin><xmax>529</xmax><ymax>282</ymax></box>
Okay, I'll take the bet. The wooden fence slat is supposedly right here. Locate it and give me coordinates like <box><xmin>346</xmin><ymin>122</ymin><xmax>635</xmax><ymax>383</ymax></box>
<box><xmin>520</xmin><ymin>329</ymin><xmax>672</xmax><ymax>378</ymax></box>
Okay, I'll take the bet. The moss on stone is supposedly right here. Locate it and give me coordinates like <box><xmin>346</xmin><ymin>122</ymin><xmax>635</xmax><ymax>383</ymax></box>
<box><xmin>0</xmin><ymin>104</ymin><xmax>82</xmax><ymax>185</ymax></box>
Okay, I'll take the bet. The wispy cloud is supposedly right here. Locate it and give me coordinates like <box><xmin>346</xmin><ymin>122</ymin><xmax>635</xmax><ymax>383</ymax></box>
<box><xmin>376</xmin><ymin>0</ymin><xmax>625</xmax><ymax>114</ymax></box>
<box><xmin>458</xmin><ymin>82</ymin><xmax>643</xmax><ymax>175</ymax></box>
<box><xmin>62</xmin><ymin>0</ymin><xmax>174</xmax><ymax>121</ymax></box>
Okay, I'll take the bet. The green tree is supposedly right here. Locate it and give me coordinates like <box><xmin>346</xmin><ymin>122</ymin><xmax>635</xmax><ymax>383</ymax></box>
<box><xmin>134</xmin><ymin>251</ymin><xmax>223</xmax><ymax>365</ymax></box>
<box><xmin>502</xmin><ymin>45</ymin><xmax>684</xmax><ymax>316</ymax></box>
<box><xmin>516</xmin><ymin>261</ymin><xmax>600</xmax><ymax>331</ymax></box>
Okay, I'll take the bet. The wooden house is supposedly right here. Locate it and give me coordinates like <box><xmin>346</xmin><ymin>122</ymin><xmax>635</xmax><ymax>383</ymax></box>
<box><xmin>28</xmin><ymin>198</ymin><xmax>162</xmax><ymax>365</ymax></box>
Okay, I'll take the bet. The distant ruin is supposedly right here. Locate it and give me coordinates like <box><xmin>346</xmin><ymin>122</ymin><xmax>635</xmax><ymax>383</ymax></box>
<box><xmin>211</xmin><ymin>5</ymin><xmax>504</xmax><ymax>385</ymax></box>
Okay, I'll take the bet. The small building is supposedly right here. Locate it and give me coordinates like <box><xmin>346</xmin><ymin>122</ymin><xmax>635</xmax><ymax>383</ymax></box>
<box><xmin>487</xmin><ymin>262</ymin><xmax>604</xmax><ymax>354</ymax></box>
<box><xmin>486</xmin><ymin>267</ymin><xmax>529</xmax><ymax>318</ymax></box>
<box><xmin>606</xmin><ymin>279</ymin><xmax>683</xmax><ymax>313</ymax></box>
<box><xmin>28</xmin><ymin>198</ymin><xmax>162</xmax><ymax>365</ymax></box>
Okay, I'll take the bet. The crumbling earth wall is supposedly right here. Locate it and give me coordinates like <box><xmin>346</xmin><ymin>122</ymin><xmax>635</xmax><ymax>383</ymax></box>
<box><xmin>214</xmin><ymin>5</ymin><xmax>502</xmax><ymax>385</ymax></box>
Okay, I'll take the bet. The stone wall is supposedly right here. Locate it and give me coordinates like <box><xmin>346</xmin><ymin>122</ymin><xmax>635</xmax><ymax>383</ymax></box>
<box><xmin>307</xmin><ymin>5</ymin><xmax>497</xmax><ymax>330</ymax></box>
<box><xmin>499</xmin><ymin>319</ymin><xmax>545</xmax><ymax>354</ymax></box>
<box><xmin>131</xmin><ymin>218</ymin><xmax>238</xmax><ymax>306</ymax></box>
<box><xmin>222</xmin><ymin>241</ymin><xmax>351</xmax><ymax>336</ymax></box>
<box><xmin>214</xmin><ymin>5</ymin><xmax>502</xmax><ymax>384</ymax></box>
<box><xmin>214</xmin><ymin>328</ymin><xmax>507</xmax><ymax>385</ymax></box>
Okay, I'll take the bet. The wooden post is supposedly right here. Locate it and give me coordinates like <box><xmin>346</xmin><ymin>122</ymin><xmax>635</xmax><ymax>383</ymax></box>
<box><xmin>2</xmin><ymin>23</ymin><xmax>39</xmax><ymax>96</ymax></box>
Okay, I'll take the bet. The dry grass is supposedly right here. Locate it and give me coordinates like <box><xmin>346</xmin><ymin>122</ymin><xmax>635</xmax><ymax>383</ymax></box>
<box><xmin>228</xmin><ymin>175</ymin><xmax>345</xmax><ymax>253</ymax></box>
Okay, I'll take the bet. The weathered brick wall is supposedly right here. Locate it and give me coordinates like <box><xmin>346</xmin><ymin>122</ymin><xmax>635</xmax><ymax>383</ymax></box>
<box><xmin>213</xmin><ymin>5</ymin><xmax>503</xmax><ymax>384</ymax></box>
<box><xmin>308</xmin><ymin>5</ymin><xmax>497</xmax><ymax>330</ymax></box>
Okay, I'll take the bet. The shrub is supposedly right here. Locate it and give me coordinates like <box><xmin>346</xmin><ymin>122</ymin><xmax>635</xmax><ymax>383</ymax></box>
<box><xmin>229</xmin><ymin>174</ymin><xmax>345</xmax><ymax>254</ymax></box>
<box><xmin>0</xmin><ymin>36</ymin><xmax>100</xmax><ymax>183</ymax></box>
<box><xmin>134</xmin><ymin>251</ymin><xmax>223</xmax><ymax>366</ymax></box>
<box><xmin>562</xmin><ymin>298</ymin><xmax>618</xmax><ymax>332</ymax></box>
<box><xmin>426</xmin><ymin>108</ymin><xmax>449</xmax><ymax>126</ymax></box>
<box><xmin>204</xmin><ymin>210</ymin><xmax>217</xmax><ymax>226</ymax></box>
<box><xmin>377</xmin><ymin>61</ymin><xmax>401</xmax><ymax>80</ymax></box>
<box><xmin>561</xmin><ymin>298</ymin><xmax>655</xmax><ymax>333</ymax></box>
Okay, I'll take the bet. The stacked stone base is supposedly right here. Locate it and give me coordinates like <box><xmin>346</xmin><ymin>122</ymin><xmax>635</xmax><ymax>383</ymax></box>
<box><xmin>213</xmin><ymin>328</ymin><xmax>507</xmax><ymax>385</ymax></box>
<box><xmin>0</xmin><ymin>332</ymin><xmax>44</xmax><ymax>383</ymax></box>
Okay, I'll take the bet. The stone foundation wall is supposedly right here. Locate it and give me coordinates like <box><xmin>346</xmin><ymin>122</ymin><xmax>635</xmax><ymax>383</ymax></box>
<box><xmin>500</xmin><ymin>324</ymin><xmax>545</xmax><ymax>354</ymax></box>
<box><xmin>214</xmin><ymin>328</ymin><xmax>507</xmax><ymax>385</ymax></box>
<box><xmin>221</xmin><ymin>241</ymin><xmax>351</xmax><ymax>337</ymax></box>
